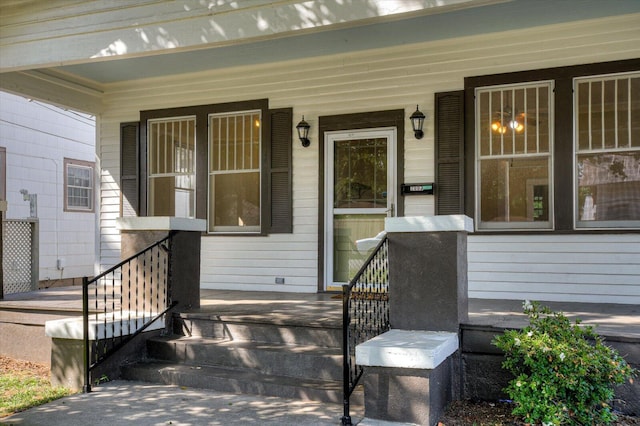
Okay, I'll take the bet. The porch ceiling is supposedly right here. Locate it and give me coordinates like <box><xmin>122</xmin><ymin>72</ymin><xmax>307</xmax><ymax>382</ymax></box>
<box><xmin>43</xmin><ymin>0</ymin><xmax>640</xmax><ymax>85</ymax></box>
<box><xmin>1</xmin><ymin>0</ymin><xmax>638</xmax><ymax>113</ymax></box>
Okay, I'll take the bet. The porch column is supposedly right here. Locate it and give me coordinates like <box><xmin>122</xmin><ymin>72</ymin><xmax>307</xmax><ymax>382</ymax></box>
<box><xmin>356</xmin><ymin>215</ymin><xmax>473</xmax><ymax>425</ymax></box>
<box><xmin>386</xmin><ymin>215</ymin><xmax>472</xmax><ymax>331</ymax></box>
<box><xmin>116</xmin><ymin>217</ymin><xmax>206</xmax><ymax>311</ymax></box>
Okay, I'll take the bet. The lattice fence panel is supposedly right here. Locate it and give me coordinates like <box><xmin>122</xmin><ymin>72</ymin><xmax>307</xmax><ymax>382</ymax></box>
<box><xmin>2</xmin><ymin>220</ymin><xmax>35</xmax><ymax>294</ymax></box>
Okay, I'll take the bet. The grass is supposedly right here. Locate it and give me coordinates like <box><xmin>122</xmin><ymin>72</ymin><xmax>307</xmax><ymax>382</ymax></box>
<box><xmin>0</xmin><ymin>356</ymin><xmax>73</xmax><ymax>418</ymax></box>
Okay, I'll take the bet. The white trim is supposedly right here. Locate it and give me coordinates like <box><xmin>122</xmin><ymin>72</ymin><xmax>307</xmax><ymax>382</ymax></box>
<box><xmin>116</xmin><ymin>216</ymin><xmax>206</xmax><ymax>232</ymax></box>
<box><xmin>385</xmin><ymin>215</ymin><xmax>474</xmax><ymax>233</ymax></box>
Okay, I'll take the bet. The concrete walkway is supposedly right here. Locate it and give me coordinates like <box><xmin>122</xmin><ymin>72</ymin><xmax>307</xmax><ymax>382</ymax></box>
<box><xmin>1</xmin><ymin>381</ymin><xmax>375</xmax><ymax>426</ymax></box>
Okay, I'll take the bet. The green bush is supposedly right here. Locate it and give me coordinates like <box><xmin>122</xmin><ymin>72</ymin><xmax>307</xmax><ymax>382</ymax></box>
<box><xmin>492</xmin><ymin>301</ymin><xmax>635</xmax><ymax>425</ymax></box>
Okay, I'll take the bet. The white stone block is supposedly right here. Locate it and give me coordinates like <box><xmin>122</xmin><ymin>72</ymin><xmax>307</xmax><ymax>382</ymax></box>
<box><xmin>356</xmin><ymin>329</ymin><xmax>458</xmax><ymax>369</ymax></box>
<box><xmin>116</xmin><ymin>216</ymin><xmax>206</xmax><ymax>232</ymax></box>
<box><xmin>385</xmin><ymin>215</ymin><xmax>473</xmax><ymax>233</ymax></box>
<box><xmin>45</xmin><ymin>311</ymin><xmax>165</xmax><ymax>340</ymax></box>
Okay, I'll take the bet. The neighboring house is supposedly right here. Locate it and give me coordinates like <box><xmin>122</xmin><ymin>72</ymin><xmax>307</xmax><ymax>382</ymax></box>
<box><xmin>0</xmin><ymin>91</ymin><xmax>96</xmax><ymax>290</ymax></box>
<box><xmin>1</xmin><ymin>0</ymin><xmax>638</xmax><ymax>304</ymax></box>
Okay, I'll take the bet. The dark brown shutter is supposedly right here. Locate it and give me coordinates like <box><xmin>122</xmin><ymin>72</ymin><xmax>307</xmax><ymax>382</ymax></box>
<box><xmin>120</xmin><ymin>122</ymin><xmax>139</xmax><ymax>216</ymax></box>
<box><xmin>268</xmin><ymin>108</ymin><xmax>293</xmax><ymax>233</ymax></box>
<box><xmin>435</xmin><ymin>91</ymin><xmax>464</xmax><ymax>215</ymax></box>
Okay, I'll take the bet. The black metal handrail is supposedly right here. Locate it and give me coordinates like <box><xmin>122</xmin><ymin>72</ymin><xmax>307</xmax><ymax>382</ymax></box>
<box><xmin>83</xmin><ymin>233</ymin><xmax>175</xmax><ymax>393</ymax></box>
<box><xmin>341</xmin><ymin>235</ymin><xmax>390</xmax><ymax>426</ymax></box>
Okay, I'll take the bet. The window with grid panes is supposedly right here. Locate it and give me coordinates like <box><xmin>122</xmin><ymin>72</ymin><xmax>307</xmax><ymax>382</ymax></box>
<box><xmin>147</xmin><ymin>117</ymin><xmax>196</xmax><ymax>218</ymax></box>
<box><xmin>475</xmin><ymin>81</ymin><xmax>553</xmax><ymax>229</ymax></box>
<box><xmin>208</xmin><ymin>111</ymin><xmax>261</xmax><ymax>233</ymax></box>
<box><xmin>575</xmin><ymin>72</ymin><xmax>640</xmax><ymax>228</ymax></box>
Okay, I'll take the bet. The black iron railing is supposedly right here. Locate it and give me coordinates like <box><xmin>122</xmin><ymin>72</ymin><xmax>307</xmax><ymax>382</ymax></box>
<box><xmin>83</xmin><ymin>233</ymin><xmax>176</xmax><ymax>392</ymax></box>
<box><xmin>341</xmin><ymin>235</ymin><xmax>390</xmax><ymax>426</ymax></box>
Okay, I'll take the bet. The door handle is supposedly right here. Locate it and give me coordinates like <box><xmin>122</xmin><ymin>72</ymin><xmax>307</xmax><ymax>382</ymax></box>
<box><xmin>386</xmin><ymin>203</ymin><xmax>394</xmax><ymax>217</ymax></box>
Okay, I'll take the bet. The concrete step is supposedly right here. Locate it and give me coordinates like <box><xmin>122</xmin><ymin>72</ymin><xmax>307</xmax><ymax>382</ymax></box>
<box><xmin>146</xmin><ymin>335</ymin><xmax>343</xmax><ymax>381</ymax></box>
<box><xmin>122</xmin><ymin>311</ymin><xmax>360</xmax><ymax>406</ymax></box>
<box><xmin>121</xmin><ymin>360</ymin><xmax>363</xmax><ymax>405</ymax></box>
<box><xmin>172</xmin><ymin>312</ymin><xmax>342</xmax><ymax>348</ymax></box>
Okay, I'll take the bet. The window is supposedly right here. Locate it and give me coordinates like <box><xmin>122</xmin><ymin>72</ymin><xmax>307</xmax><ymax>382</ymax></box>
<box><xmin>475</xmin><ymin>82</ymin><xmax>553</xmax><ymax>229</ymax></box>
<box><xmin>208</xmin><ymin>111</ymin><xmax>261</xmax><ymax>233</ymax></box>
<box><xmin>147</xmin><ymin>117</ymin><xmax>196</xmax><ymax>218</ymax></box>
<box><xmin>129</xmin><ymin>100</ymin><xmax>292</xmax><ymax>233</ymax></box>
<box><xmin>64</xmin><ymin>158</ymin><xmax>94</xmax><ymax>212</ymax></box>
<box><xmin>575</xmin><ymin>72</ymin><xmax>640</xmax><ymax>228</ymax></box>
<box><xmin>454</xmin><ymin>59</ymin><xmax>640</xmax><ymax>232</ymax></box>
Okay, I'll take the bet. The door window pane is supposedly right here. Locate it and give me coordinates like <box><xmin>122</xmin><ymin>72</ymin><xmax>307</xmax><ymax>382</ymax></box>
<box><xmin>575</xmin><ymin>72</ymin><xmax>640</xmax><ymax>228</ymax></box>
<box><xmin>208</xmin><ymin>111</ymin><xmax>261</xmax><ymax>233</ymax></box>
<box><xmin>147</xmin><ymin>117</ymin><xmax>196</xmax><ymax>218</ymax></box>
<box><xmin>334</xmin><ymin>138</ymin><xmax>387</xmax><ymax>209</ymax></box>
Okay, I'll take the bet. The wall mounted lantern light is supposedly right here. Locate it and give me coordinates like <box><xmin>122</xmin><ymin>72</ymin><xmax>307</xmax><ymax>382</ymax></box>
<box><xmin>410</xmin><ymin>105</ymin><xmax>425</xmax><ymax>139</ymax></box>
<box><xmin>296</xmin><ymin>116</ymin><xmax>311</xmax><ymax>147</ymax></box>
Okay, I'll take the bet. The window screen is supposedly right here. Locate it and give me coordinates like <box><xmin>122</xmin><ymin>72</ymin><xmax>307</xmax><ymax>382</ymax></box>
<box><xmin>575</xmin><ymin>72</ymin><xmax>640</xmax><ymax>228</ymax></box>
<box><xmin>476</xmin><ymin>81</ymin><xmax>554</xmax><ymax>229</ymax></box>
<box><xmin>208</xmin><ymin>111</ymin><xmax>261</xmax><ymax>233</ymax></box>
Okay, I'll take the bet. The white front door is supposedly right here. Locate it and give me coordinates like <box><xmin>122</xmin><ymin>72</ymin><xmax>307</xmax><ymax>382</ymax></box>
<box><xmin>324</xmin><ymin>128</ymin><xmax>396</xmax><ymax>291</ymax></box>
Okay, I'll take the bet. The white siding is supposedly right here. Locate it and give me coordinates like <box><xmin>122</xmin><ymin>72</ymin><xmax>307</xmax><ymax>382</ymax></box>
<box><xmin>98</xmin><ymin>14</ymin><xmax>640</xmax><ymax>298</ymax></box>
<box><xmin>468</xmin><ymin>234</ymin><xmax>640</xmax><ymax>305</ymax></box>
<box><xmin>1</xmin><ymin>91</ymin><xmax>96</xmax><ymax>282</ymax></box>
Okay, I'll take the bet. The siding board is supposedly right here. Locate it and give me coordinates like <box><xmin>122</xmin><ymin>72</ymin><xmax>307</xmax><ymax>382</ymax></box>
<box><xmin>471</xmin><ymin>272</ymin><xmax>639</xmax><ymax>286</ymax></box>
<box><xmin>469</xmin><ymin>252</ymin><xmax>639</xmax><ymax>265</ymax></box>
<box><xmin>468</xmin><ymin>234</ymin><xmax>640</xmax><ymax>304</ymax></box>
<box><xmin>470</xmin><ymin>262</ymin><xmax>640</xmax><ymax>275</ymax></box>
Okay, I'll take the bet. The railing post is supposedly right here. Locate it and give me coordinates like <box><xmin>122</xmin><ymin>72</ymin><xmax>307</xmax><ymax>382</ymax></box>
<box><xmin>82</xmin><ymin>276</ymin><xmax>92</xmax><ymax>393</ymax></box>
<box><xmin>341</xmin><ymin>236</ymin><xmax>390</xmax><ymax>425</ymax></box>
<box><xmin>166</xmin><ymin>231</ymin><xmax>173</xmax><ymax>307</ymax></box>
<box><xmin>341</xmin><ymin>284</ymin><xmax>352</xmax><ymax>426</ymax></box>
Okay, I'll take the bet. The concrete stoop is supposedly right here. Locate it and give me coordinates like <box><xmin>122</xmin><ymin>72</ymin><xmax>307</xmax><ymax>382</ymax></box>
<box><xmin>121</xmin><ymin>311</ymin><xmax>363</xmax><ymax>406</ymax></box>
<box><xmin>356</xmin><ymin>330</ymin><xmax>459</xmax><ymax>426</ymax></box>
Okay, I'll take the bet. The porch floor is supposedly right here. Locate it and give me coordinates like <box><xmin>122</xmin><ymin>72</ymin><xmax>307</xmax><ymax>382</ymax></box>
<box><xmin>1</xmin><ymin>287</ymin><xmax>638</xmax><ymax>339</ymax></box>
